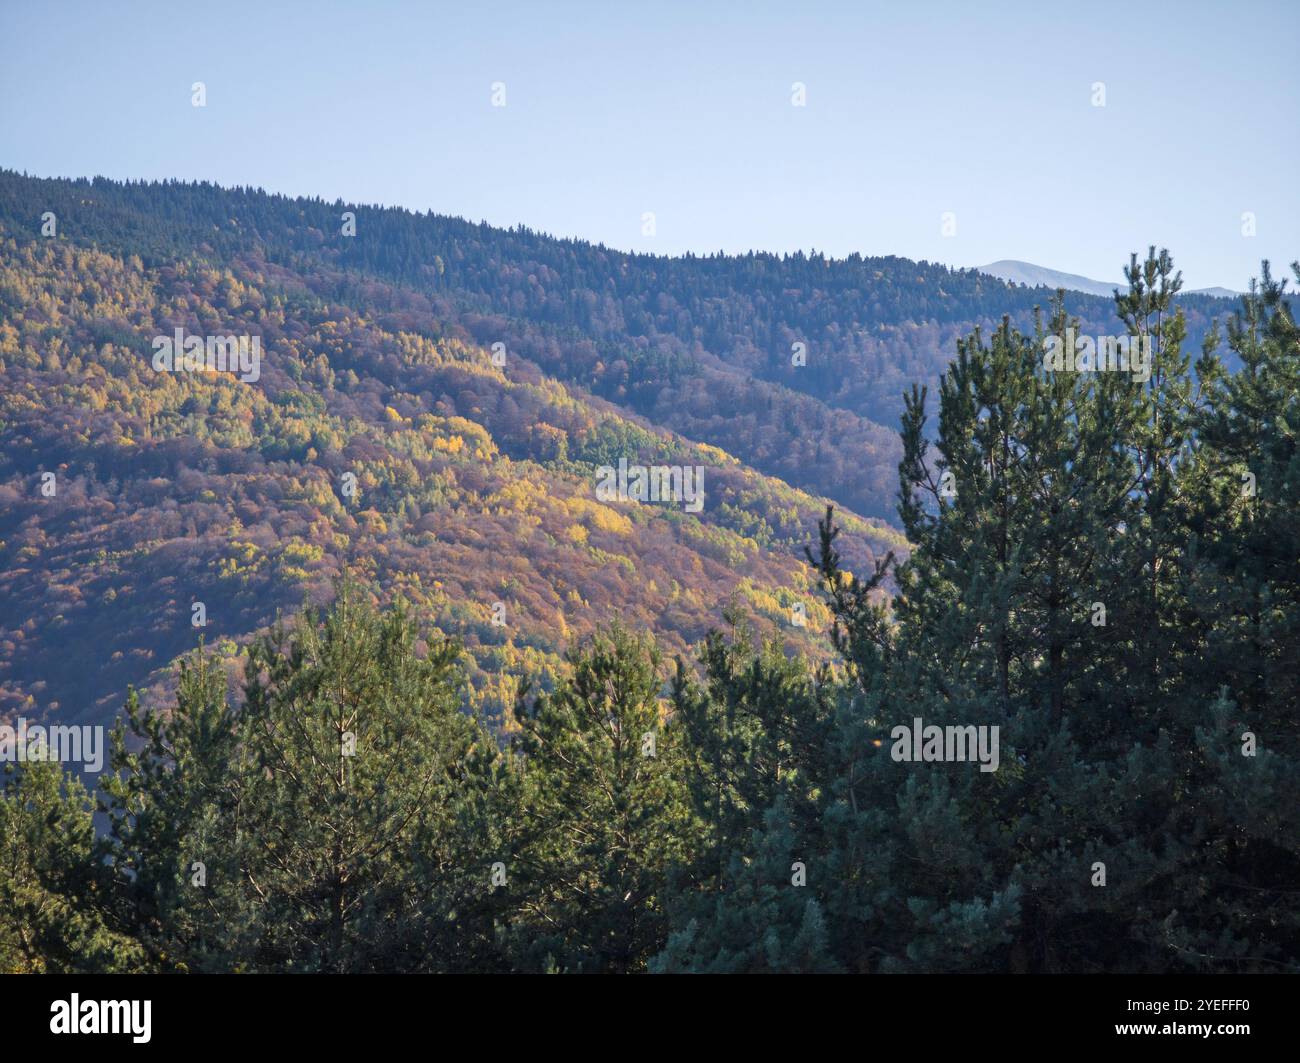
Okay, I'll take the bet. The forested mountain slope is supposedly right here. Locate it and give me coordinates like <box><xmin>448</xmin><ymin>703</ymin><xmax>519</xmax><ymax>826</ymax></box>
<box><xmin>0</xmin><ymin>228</ymin><xmax>901</xmax><ymax>731</ymax></box>
<box><xmin>0</xmin><ymin>171</ymin><xmax>1236</xmax><ymax>520</ymax></box>
<box><xmin>0</xmin><ymin>169</ymin><xmax>1239</xmax><ymax>735</ymax></box>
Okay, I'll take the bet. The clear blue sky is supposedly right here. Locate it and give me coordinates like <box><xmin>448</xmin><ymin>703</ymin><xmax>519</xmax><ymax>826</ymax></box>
<box><xmin>2</xmin><ymin>0</ymin><xmax>1296</xmax><ymax>290</ymax></box>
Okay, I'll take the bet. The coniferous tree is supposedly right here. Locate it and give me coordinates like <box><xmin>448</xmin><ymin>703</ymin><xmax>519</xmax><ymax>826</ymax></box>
<box><xmin>0</xmin><ymin>758</ymin><xmax>139</xmax><ymax>972</ymax></box>
<box><xmin>230</xmin><ymin>583</ymin><xmax>516</xmax><ymax>972</ymax></box>
<box><xmin>98</xmin><ymin>581</ymin><xmax>518</xmax><ymax>972</ymax></box>
<box><xmin>1161</xmin><ymin>261</ymin><xmax>1300</xmax><ymax>968</ymax></box>
<box><xmin>510</xmin><ymin>624</ymin><xmax>696</xmax><ymax>972</ymax></box>
<box><xmin>98</xmin><ymin>646</ymin><xmax>247</xmax><ymax>971</ymax></box>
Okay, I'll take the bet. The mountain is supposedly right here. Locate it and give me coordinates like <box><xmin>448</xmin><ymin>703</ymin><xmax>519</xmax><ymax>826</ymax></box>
<box><xmin>1184</xmin><ymin>285</ymin><xmax>1241</xmax><ymax>298</ymax></box>
<box><xmin>977</xmin><ymin>259</ymin><xmax>1123</xmax><ymax>298</ymax></box>
<box><xmin>0</xmin><ymin>170</ymin><xmax>1243</xmax><ymax>736</ymax></box>
<box><xmin>978</xmin><ymin>258</ymin><xmax>1241</xmax><ymax>299</ymax></box>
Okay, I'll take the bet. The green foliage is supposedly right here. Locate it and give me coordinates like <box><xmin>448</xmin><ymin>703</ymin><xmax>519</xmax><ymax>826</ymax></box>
<box><xmin>509</xmin><ymin>625</ymin><xmax>698</xmax><ymax>972</ymax></box>
<box><xmin>0</xmin><ymin>241</ymin><xmax>1293</xmax><ymax>975</ymax></box>
<box><xmin>90</xmin><ymin>582</ymin><xmax>520</xmax><ymax>972</ymax></box>
<box><xmin>0</xmin><ymin>759</ymin><xmax>140</xmax><ymax>972</ymax></box>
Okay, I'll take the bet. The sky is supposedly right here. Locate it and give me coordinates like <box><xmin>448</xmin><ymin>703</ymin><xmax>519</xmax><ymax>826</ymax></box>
<box><xmin>1</xmin><ymin>0</ymin><xmax>1296</xmax><ymax>290</ymax></box>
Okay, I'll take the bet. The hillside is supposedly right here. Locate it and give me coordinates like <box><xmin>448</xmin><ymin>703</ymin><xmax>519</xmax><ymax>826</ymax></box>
<box><xmin>1</xmin><ymin>172</ymin><xmax>1238</xmax><ymax>520</ymax></box>
<box><xmin>0</xmin><ymin>170</ymin><xmax>1241</xmax><ymax>735</ymax></box>
<box><xmin>0</xmin><ymin>225</ymin><xmax>903</xmax><ymax>732</ymax></box>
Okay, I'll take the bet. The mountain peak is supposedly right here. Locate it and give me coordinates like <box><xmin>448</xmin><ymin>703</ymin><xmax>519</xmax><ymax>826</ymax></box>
<box><xmin>977</xmin><ymin>260</ymin><xmax>1122</xmax><ymax>298</ymax></box>
<box><xmin>977</xmin><ymin>259</ymin><xmax>1240</xmax><ymax>299</ymax></box>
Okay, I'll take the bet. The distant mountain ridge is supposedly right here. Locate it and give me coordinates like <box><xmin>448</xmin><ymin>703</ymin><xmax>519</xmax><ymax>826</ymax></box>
<box><xmin>978</xmin><ymin>259</ymin><xmax>1240</xmax><ymax>300</ymax></box>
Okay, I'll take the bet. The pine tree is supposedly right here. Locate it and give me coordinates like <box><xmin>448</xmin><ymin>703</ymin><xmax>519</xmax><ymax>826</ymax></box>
<box><xmin>1160</xmin><ymin>261</ymin><xmax>1300</xmax><ymax>969</ymax></box>
<box><xmin>780</xmin><ymin>253</ymin><xmax>1300</xmax><ymax>973</ymax></box>
<box><xmin>510</xmin><ymin>623</ymin><xmax>696</xmax><ymax>972</ymax></box>
<box><xmin>98</xmin><ymin>645</ymin><xmax>247</xmax><ymax>971</ymax></box>
<box><xmin>230</xmin><ymin>582</ymin><xmax>515</xmax><ymax>972</ymax></box>
<box><xmin>98</xmin><ymin>581</ymin><xmax>519</xmax><ymax>972</ymax></box>
<box><xmin>655</xmin><ymin>613</ymin><xmax>857</xmax><ymax>972</ymax></box>
<box><xmin>1</xmin><ymin>758</ymin><xmax>139</xmax><ymax>972</ymax></box>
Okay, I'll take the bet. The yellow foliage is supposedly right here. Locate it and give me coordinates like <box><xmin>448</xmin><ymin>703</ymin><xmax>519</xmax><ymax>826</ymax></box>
<box><xmin>696</xmin><ymin>442</ymin><xmax>739</xmax><ymax>466</ymax></box>
<box><xmin>359</xmin><ymin>509</ymin><xmax>388</xmax><ymax>534</ymax></box>
<box><xmin>562</xmin><ymin>496</ymin><xmax>633</xmax><ymax>536</ymax></box>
